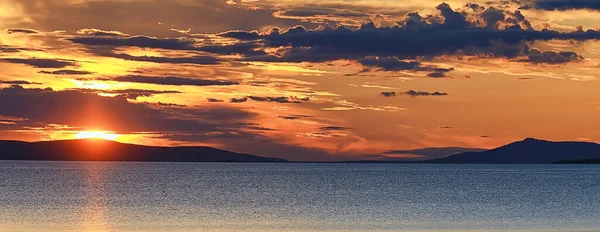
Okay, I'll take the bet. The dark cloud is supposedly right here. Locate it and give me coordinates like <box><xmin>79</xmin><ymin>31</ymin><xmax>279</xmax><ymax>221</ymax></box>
<box><xmin>109</xmin><ymin>52</ymin><xmax>220</xmax><ymax>65</ymax></box>
<box><xmin>278</xmin><ymin>115</ymin><xmax>314</xmax><ymax>120</ymax></box>
<box><xmin>404</xmin><ymin>90</ymin><xmax>449</xmax><ymax>97</ymax></box>
<box><xmin>69</xmin><ymin>36</ymin><xmax>198</xmax><ymax>50</ymax></box>
<box><xmin>247</xmin><ymin>96</ymin><xmax>309</xmax><ymax>104</ymax></box>
<box><xmin>110</xmin><ymin>75</ymin><xmax>238</xmax><ymax>87</ymax></box>
<box><xmin>381</xmin><ymin>90</ymin><xmax>449</xmax><ymax>97</ymax></box>
<box><xmin>39</xmin><ymin>70</ymin><xmax>93</xmax><ymax>75</ymax></box>
<box><xmin>0</xmin><ymin>45</ymin><xmax>25</xmax><ymax>53</ymax></box>
<box><xmin>427</xmin><ymin>72</ymin><xmax>448</xmax><ymax>78</ymax></box>
<box><xmin>199</xmin><ymin>43</ymin><xmax>267</xmax><ymax>56</ymax></box>
<box><xmin>234</xmin><ymin>123</ymin><xmax>277</xmax><ymax>131</ymax></box>
<box><xmin>380</xmin><ymin>91</ymin><xmax>397</xmax><ymax>97</ymax></box>
<box><xmin>68</xmin><ymin>37</ymin><xmax>219</xmax><ymax>65</ymax></box>
<box><xmin>524</xmin><ymin>49</ymin><xmax>582</xmax><ymax>64</ymax></box>
<box><xmin>230</xmin><ymin>97</ymin><xmax>248</xmax><ymax>103</ymax></box>
<box><xmin>0</xmin><ymin>85</ymin><xmax>53</xmax><ymax>94</ymax></box>
<box><xmin>0</xmin><ymin>85</ymin><xmax>253</xmax><ymax>134</ymax></box>
<box><xmin>359</xmin><ymin>56</ymin><xmax>455</xmax><ymax>73</ymax></box>
<box><xmin>0</xmin><ymin>80</ymin><xmax>42</xmax><ymax>85</ymax></box>
<box><xmin>219</xmin><ymin>30</ymin><xmax>261</xmax><ymax>41</ymax></box>
<box><xmin>61</xmin><ymin>3</ymin><xmax>592</xmax><ymax>69</ymax></box>
<box><xmin>76</xmin><ymin>28</ymin><xmax>129</xmax><ymax>37</ymax></box>
<box><xmin>0</xmin><ymin>58</ymin><xmax>77</xmax><ymax>68</ymax></box>
<box><xmin>6</xmin><ymin>28</ymin><xmax>39</xmax><ymax>34</ymax></box>
<box><xmin>320</xmin><ymin>126</ymin><xmax>350</xmax><ymax>131</ymax></box>
<box><xmin>221</xmin><ymin>3</ymin><xmax>598</xmax><ymax>65</ymax></box>
<box><xmin>70</xmin><ymin>34</ymin><xmax>273</xmax><ymax>59</ymax></box>
<box><xmin>229</xmin><ymin>96</ymin><xmax>309</xmax><ymax>104</ymax></box>
<box><xmin>521</xmin><ymin>0</ymin><xmax>600</xmax><ymax>11</ymax></box>
<box><xmin>74</xmin><ymin>88</ymin><xmax>181</xmax><ymax>100</ymax></box>
<box><xmin>207</xmin><ymin>98</ymin><xmax>225</xmax><ymax>103</ymax></box>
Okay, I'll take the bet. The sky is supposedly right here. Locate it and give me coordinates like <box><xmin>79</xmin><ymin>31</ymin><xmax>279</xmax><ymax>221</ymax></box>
<box><xmin>1</xmin><ymin>0</ymin><xmax>600</xmax><ymax>161</ymax></box>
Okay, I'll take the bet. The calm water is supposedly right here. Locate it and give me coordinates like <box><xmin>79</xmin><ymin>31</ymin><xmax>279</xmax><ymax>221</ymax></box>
<box><xmin>1</xmin><ymin>162</ymin><xmax>599</xmax><ymax>232</ymax></box>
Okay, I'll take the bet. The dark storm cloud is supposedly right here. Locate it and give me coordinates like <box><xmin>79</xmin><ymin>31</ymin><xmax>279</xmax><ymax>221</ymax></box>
<box><xmin>6</xmin><ymin>28</ymin><xmax>39</xmax><ymax>34</ymax></box>
<box><xmin>404</xmin><ymin>90</ymin><xmax>449</xmax><ymax>97</ymax></box>
<box><xmin>0</xmin><ymin>80</ymin><xmax>42</xmax><ymax>85</ymax></box>
<box><xmin>0</xmin><ymin>85</ymin><xmax>254</xmax><ymax>133</ymax></box>
<box><xmin>110</xmin><ymin>75</ymin><xmax>238</xmax><ymax>87</ymax></box>
<box><xmin>221</xmin><ymin>3</ymin><xmax>599</xmax><ymax>65</ymax></box>
<box><xmin>39</xmin><ymin>70</ymin><xmax>93</xmax><ymax>75</ymax></box>
<box><xmin>60</xmin><ymin>3</ymin><xmax>593</xmax><ymax>69</ymax></box>
<box><xmin>521</xmin><ymin>0</ymin><xmax>600</xmax><ymax>11</ymax></box>
<box><xmin>0</xmin><ymin>58</ymin><xmax>77</xmax><ymax>68</ymax></box>
<box><xmin>74</xmin><ymin>88</ymin><xmax>181</xmax><ymax>100</ymax></box>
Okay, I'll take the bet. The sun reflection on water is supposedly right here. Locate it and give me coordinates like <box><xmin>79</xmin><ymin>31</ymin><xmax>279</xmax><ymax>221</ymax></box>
<box><xmin>81</xmin><ymin>163</ymin><xmax>110</xmax><ymax>232</ymax></box>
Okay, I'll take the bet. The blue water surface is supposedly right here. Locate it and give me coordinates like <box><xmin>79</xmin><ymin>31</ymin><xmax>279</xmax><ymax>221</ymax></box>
<box><xmin>1</xmin><ymin>162</ymin><xmax>599</xmax><ymax>232</ymax></box>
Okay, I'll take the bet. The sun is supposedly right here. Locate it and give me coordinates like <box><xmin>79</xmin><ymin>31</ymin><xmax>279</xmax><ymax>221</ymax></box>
<box><xmin>75</xmin><ymin>131</ymin><xmax>119</xmax><ymax>141</ymax></box>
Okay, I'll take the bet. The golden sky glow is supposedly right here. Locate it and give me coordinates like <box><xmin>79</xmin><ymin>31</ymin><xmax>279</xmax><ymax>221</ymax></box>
<box><xmin>1</xmin><ymin>0</ymin><xmax>600</xmax><ymax>161</ymax></box>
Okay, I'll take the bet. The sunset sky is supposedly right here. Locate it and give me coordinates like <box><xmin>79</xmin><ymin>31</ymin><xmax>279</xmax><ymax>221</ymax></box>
<box><xmin>1</xmin><ymin>0</ymin><xmax>600</xmax><ymax>161</ymax></box>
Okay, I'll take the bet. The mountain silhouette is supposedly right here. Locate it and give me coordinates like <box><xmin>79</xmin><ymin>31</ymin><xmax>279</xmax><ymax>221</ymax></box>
<box><xmin>0</xmin><ymin>139</ymin><xmax>287</xmax><ymax>162</ymax></box>
<box><xmin>554</xmin><ymin>159</ymin><xmax>600</xmax><ymax>164</ymax></box>
<box><xmin>429</xmin><ymin>138</ymin><xmax>600</xmax><ymax>164</ymax></box>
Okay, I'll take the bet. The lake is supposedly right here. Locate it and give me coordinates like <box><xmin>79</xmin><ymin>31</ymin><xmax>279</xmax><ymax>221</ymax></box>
<box><xmin>1</xmin><ymin>161</ymin><xmax>599</xmax><ymax>232</ymax></box>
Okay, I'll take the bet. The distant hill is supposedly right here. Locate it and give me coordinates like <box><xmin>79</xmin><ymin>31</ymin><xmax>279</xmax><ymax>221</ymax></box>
<box><xmin>0</xmin><ymin>139</ymin><xmax>287</xmax><ymax>162</ymax></box>
<box><xmin>554</xmin><ymin>159</ymin><xmax>600</xmax><ymax>164</ymax></box>
<box><xmin>429</xmin><ymin>138</ymin><xmax>600</xmax><ymax>164</ymax></box>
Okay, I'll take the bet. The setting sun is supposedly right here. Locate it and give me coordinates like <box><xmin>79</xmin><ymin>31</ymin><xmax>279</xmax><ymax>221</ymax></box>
<box><xmin>75</xmin><ymin>131</ymin><xmax>119</xmax><ymax>141</ymax></box>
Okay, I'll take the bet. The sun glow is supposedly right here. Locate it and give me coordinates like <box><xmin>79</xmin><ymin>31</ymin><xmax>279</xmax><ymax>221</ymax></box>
<box><xmin>75</xmin><ymin>131</ymin><xmax>119</xmax><ymax>141</ymax></box>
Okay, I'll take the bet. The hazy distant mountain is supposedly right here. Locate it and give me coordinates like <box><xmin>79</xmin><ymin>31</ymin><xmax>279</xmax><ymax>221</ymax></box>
<box><xmin>0</xmin><ymin>139</ymin><xmax>287</xmax><ymax>162</ymax></box>
<box><xmin>429</xmin><ymin>138</ymin><xmax>600</xmax><ymax>164</ymax></box>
